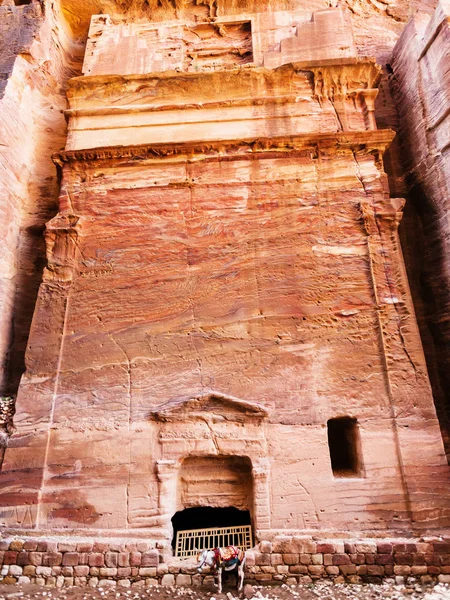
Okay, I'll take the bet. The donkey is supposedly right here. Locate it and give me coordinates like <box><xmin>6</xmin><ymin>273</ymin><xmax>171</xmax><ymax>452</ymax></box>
<box><xmin>197</xmin><ymin>546</ymin><xmax>246</xmax><ymax>594</ymax></box>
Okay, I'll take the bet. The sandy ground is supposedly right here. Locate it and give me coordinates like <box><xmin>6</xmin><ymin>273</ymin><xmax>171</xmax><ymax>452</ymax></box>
<box><xmin>0</xmin><ymin>581</ymin><xmax>450</xmax><ymax>600</ymax></box>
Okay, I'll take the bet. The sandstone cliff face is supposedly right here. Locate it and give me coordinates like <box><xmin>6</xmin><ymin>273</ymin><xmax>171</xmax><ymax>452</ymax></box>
<box><xmin>391</xmin><ymin>0</ymin><xmax>450</xmax><ymax>456</ymax></box>
<box><xmin>1</xmin><ymin>0</ymin><xmax>450</xmax><ymax>547</ymax></box>
<box><xmin>0</xmin><ymin>2</ymin><xmax>41</xmax><ymax>97</ymax></box>
<box><xmin>0</xmin><ymin>0</ymin><xmax>443</xmax><ymax>415</ymax></box>
<box><xmin>1</xmin><ymin>4</ymin><xmax>449</xmax><ymax>540</ymax></box>
<box><xmin>58</xmin><ymin>0</ymin><xmax>435</xmax><ymax>61</ymax></box>
<box><xmin>0</xmin><ymin>0</ymin><xmax>82</xmax><ymax>400</ymax></box>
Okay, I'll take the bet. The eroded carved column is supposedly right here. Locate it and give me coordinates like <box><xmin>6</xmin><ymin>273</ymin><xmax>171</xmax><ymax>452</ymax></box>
<box><xmin>359</xmin><ymin>168</ymin><xmax>450</xmax><ymax>526</ymax></box>
<box><xmin>252</xmin><ymin>457</ymin><xmax>271</xmax><ymax>533</ymax></box>
<box><xmin>156</xmin><ymin>459</ymin><xmax>179</xmax><ymax>539</ymax></box>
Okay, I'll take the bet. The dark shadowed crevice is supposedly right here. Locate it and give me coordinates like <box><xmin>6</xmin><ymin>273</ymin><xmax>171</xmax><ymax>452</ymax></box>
<box><xmin>398</xmin><ymin>186</ymin><xmax>450</xmax><ymax>461</ymax></box>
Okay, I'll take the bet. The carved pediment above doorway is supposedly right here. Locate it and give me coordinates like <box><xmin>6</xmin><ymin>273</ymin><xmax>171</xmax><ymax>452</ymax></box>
<box><xmin>150</xmin><ymin>391</ymin><xmax>269</xmax><ymax>425</ymax></box>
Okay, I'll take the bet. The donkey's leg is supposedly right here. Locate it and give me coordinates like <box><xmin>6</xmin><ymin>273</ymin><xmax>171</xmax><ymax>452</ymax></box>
<box><xmin>236</xmin><ymin>564</ymin><xmax>241</xmax><ymax>591</ymax></box>
<box><xmin>238</xmin><ymin>558</ymin><xmax>245</xmax><ymax>591</ymax></box>
<box><xmin>217</xmin><ymin>567</ymin><xmax>222</xmax><ymax>594</ymax></box>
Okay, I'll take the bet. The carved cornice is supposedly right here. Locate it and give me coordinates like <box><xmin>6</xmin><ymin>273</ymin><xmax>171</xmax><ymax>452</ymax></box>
<box><xmin>67</xmin><ymin>59</ymin><xmax>379</xmax><ymax>90</ymax></box>
<box><xmin>53</xmin><ymin>130</ymin><xmax>396</xmax><ymax>167</ymax></box>
<box><xmin>68</xmin><ymin>57</ymin><xmax>370</xmax><ymax>89</ymax></box>
<box><xmin>308</xmin><ymin>62</ymin><xmax>381</xmax><ymax>100</ymax></box>
<box><xmin>66</xmin><ymin>61</ymin><xmax>381</xmax><ymax>112</ymax></box>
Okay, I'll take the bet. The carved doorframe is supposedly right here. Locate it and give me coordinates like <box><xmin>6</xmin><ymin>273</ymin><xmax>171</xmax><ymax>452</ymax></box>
<box><xmin>151</xmin><ymin>392</ymin><xmax>271</xmax><ymax>545</ymax></box>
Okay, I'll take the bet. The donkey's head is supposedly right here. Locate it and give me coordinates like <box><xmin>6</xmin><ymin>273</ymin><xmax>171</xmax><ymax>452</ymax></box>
<box><xmin>197</xmin><ymin>549</ymin><xmax>216</xmax><ymax>573</ymax></box>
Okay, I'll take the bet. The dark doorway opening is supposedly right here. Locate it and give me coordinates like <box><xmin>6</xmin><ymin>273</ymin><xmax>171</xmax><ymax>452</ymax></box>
<box><xmin>171</xmin><ymin>506</ymin><xmax>251</xmax><ymax>551</ymax></box>
<box><xmin>327</xmin><ymin>417</ymin><xmax>363</xmax><ymax>477</ymax></box>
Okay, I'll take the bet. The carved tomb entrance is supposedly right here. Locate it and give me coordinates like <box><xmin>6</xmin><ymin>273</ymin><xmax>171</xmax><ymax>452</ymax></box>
<box><xmin>172</xmin><ymin>455</ymin><xmax>253</xmax><ymax>554</ymax></box>
<box><xmin>151</xmin><ymin>393</ymin><xmax>270</xmax><ymax>554</ymax></box>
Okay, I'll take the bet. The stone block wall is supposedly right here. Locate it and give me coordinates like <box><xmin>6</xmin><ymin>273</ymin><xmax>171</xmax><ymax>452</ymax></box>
<box><xmin>1</xmin><ymin>537</ymin><xmax>450</xmax><ymax>588</ymax></box>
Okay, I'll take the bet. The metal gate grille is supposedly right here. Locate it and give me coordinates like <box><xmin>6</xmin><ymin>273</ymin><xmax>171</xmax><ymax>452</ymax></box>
<box><xmin>175</xmin><ymin>524</ymin><xmax>252</xmax><ymax>558</ymax></box>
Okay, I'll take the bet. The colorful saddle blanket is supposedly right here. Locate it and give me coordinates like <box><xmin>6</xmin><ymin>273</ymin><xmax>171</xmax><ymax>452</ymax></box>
<box><xmin>213</xmin><ymin>546</ymin><xmax>245</xmax><ymax>570</ymax></box>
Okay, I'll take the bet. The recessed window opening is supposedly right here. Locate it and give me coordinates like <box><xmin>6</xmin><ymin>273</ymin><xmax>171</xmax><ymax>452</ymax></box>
<box><xmin>327</xmin><ymin>417</ymin><xmax>362</xmax><ymax>477</ymax></box>
<box><xmin>14</xmin><ymin>0</ymin><xmax>32</xmax><ymax>5</ymax></box>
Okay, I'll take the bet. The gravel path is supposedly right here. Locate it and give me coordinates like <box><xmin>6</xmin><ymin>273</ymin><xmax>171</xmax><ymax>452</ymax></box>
<box><xmin>0</xmin><ymin>581</ymin><xmax>450</xmax><ymax>600</ymax></box>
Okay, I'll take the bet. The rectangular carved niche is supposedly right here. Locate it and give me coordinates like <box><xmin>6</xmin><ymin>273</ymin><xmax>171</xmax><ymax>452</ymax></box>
<box><xmin>184</xmin><ymin>22</ymin><xmax>253</xmax><ymax>71</ymax></box>
<box><xmin>83</xmin><ymin>18</ymin><xmax>252</xmax><ymax>76</ymax></box>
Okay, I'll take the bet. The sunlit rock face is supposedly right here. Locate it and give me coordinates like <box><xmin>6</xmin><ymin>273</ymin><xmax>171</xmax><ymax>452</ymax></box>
<box><xmin>58</xmin><ymin>0</ymin><xmax>437</xmax><ymax>58</ymax></box>
<box><xmin>1</xmin><ymin>2</ymin><xmax>449</xmax><ymax>542</ymax></box>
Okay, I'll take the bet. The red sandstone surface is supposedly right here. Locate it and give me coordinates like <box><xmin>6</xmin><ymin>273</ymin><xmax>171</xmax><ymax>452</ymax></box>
<box><xmin>0</xmin><ymin>0</ymin><xmax>443</xmax><ymax>402</ymax></box>
<box><xmin>6</xmin><ymin>1</ymin><xmax>449</xmax><ymax>536</ymax></box>
<box><xmin>2</xmin><ymin>0</ymin><xmax>450</xmax><ymax>591</ymax></box>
